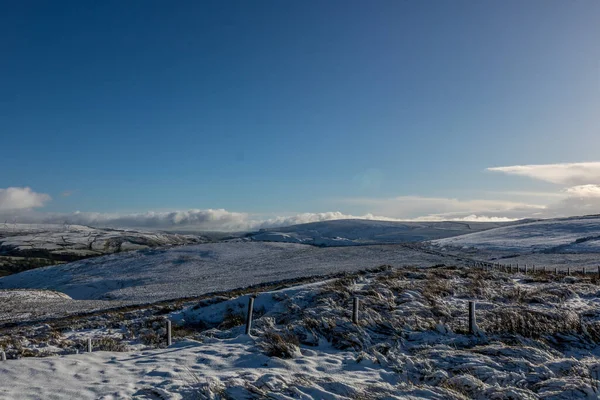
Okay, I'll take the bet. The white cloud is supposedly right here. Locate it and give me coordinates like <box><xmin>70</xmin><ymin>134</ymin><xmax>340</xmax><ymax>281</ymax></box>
<box><xmin>254</xmin><ymin>211</ymin><xmax>403</xmax><ymax>229</ymax></box>
<box><xmin>485</xmin><ymin>162</ymin><xmax>600</xmax><ymax>217</ymax></box>
<box><xmin>564</xmin><ymin>184</ymin><xmax>600</xmax><ymax>198</ymax></box>
<box><xmin>488</xmin><ymin>162</ymin><xmax>600</xmax><ymax>185</ymax></box>
<box><xmin>50</xmin><ymin>209</ymin><xmax>252</xmax><ymax>231</ymax></box>
<box><xmin>410</xmin><ymin>214</ymin><xmax>518</xmax><ymax>222</ymax></box>
<box><xmin>343</xmin><ymin>195</ymin><xmax>544</xmax><ymax>219</ymax></box>
<box><xmin>0</xmin><ymin>187</ymin><xmax>51</xmax><ymax>210</ymax></box>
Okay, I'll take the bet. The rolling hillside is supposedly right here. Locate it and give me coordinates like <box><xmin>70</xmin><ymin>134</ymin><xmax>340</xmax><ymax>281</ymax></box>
<box><xmin>0</xmin><ymin>223</ymin><xmax>206</xmax><ymax>263</ymax></box>
<box><xmin>432</xmin><ymin>215</ymin><xmax>600</xmax><ymax>253</ymax></box>
<box><xmin>0</xmin><ymin>241</ymin><xmax>460</xmax><ymax>304</ymax></box>
<box><xmin>245</xmin><ymin>219</ymin><xmax>515</xmax><ymax>246</ymax></box>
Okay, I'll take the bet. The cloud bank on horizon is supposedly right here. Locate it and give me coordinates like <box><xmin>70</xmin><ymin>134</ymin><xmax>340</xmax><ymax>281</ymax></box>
<box><xmin>2</xmin><ymin>162</ymin><xmax>600</xmax><ymax>231</ymax></box>
<box><xmin>1</xmin><ymin>209</ymin><xmax>412</xmax><ymax>231</ymax></box>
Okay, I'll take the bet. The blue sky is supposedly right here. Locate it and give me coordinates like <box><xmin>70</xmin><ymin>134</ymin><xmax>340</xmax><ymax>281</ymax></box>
<box><xmin>1</xmin><ymin>1</ymin><xmax>600</xmax><ymax>229</ymax></box>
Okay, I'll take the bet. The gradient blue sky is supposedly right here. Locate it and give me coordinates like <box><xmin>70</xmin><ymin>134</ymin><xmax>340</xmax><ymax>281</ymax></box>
<box><xmin>1</xmin><ymin>1</ymin><xmax>600</xmax><ymax>229</ymax></box>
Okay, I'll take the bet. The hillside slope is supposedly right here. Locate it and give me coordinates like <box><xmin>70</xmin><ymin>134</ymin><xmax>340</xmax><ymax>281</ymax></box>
<box><xmin>432</xmin><ymin>215</ymin><xmax>600</xmax><ymax>253</ymax></box>
<box><xmin>0</xmin><ymin>223</ymin><xmax>206</xmax><ymax>262</ymax></box>
<box><xmin>0</xmin><ymin>241</ymin><xmax>460</xmax><ymax>304</ymax></box>
<box><xmin>246</xmin><ymin>219</ymin><xmax>514</xmax><ymax>246</ymax></box>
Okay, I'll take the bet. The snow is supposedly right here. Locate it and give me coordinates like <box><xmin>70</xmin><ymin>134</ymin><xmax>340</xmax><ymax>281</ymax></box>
<box><xmin>3</xmin><ymin>266</ymin><xmax>600</xmax><ymax>398</ymax></box>
<box><xmin>0</xmin><ymin>289</ymin><xmax>125</xmax><ymax>324</ymax></box>
<box><xmin>0</xmin><ymin>223</ymin><xmax>206</xmax><ymax>260</ymax></box>
<box><xmin>432</xmin><ymin>215</ymin><xmax>600</xmax><ymax>253</ymax></box>
<box><xmin>0</xmin><ymin>241</ymin><xmax>460</xmax><ymax>304</ymax></box>
<box><xmin>0</xmin><ymin>288</ymin><xmax>71</xmax><ymax>300</ymax></box>
<box><xmin>247</xmin><ymin>219</ymin><xmax>512</xmax><ymax>246</ymax></box>
<box><xmin>0</xmin><ymin>338</ymin><xmax>403</xmax><ymax>400</ymax></box>
<box><xmin>249</xmin><ymin>232</ymin><xmax>303</xmax><ymax>243</ymax></box>
<box><xmin>5</xmin><ymin>217</ymin><xmax>600</xmax><ymax>397</ymax></box>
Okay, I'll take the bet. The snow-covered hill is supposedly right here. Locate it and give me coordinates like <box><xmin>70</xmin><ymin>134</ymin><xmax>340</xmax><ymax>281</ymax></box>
<box><xmin>245</xmin><ymin>219</ymin><xmax>513</xmax><ymax>246</ymax></box>
<box><xmin>432</xmin><ymin>215</ymin><xmax>600</xmax><ymax>253</ymax></box>
<box><xmin>0</xmin><ymin>242</ymin><xmax>460</xmax><ymax>305</ymax></box>
<box><xmin>0</xmin><ymin>223</ymin><xmax>206</xmax><ymax>261</ymax></box>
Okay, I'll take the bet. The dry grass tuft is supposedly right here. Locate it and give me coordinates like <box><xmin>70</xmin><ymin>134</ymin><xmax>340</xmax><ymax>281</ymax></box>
<box><xmin>218</xmin><ymin>307</ymin><xmax>246</xmax><ymax>330</ymax></box>
<box><xmin>259</xmin><ymin>330</ymin><xmax>300</xmax><ymax>358</ymax></box>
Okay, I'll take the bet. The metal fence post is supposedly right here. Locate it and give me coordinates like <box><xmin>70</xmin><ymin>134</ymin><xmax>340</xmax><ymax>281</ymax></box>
<box><xmin>245</xmin><ymin>296</ymin><xmax>255</xmax><ymax>335</ymax></box>
<box><xmin>352</xmin><ymin>297</ymin><xmax>359</xmax><ymax>324</ymax></box>
<box><xmin>469</xmin><ymin>301</ymin><xmax>477</xmax><ymax>334</ymax></box>
<box><xmin>166</xmin><ymin>320</ymin><xmax>172</xmax><ymax>347</ymax></box>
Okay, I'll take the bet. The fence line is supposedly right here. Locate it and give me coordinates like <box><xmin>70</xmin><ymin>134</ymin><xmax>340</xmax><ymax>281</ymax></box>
<box><xmin>468</xmin><ymin>261</ymin><xmax>599</xmax><ymax>277</ymax></box>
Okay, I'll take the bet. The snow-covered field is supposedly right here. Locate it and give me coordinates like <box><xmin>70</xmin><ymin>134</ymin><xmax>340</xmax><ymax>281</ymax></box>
<box><xmin>2</xmin><ymin>266</ymin><xmax>600</xmax><ymax>399</ymax></box>
<box><xmin>0</xmin><ymin>289</ymin><xmax>128</xmax><ymax>325</ymax></box>
<box><xmin>246</xmin><ymin>219</ymin><xmax>513</xmax><ymax>246</ymax></box>
<box><xmin>0</xmin><ymin>242</ymin><xmax>458</xmax><ymax>304</ymax></box>
<box><xmin>432</xmin><ymin>215</ymin><xmax>600</xmax><ymax>253</ymax></box>
<box><xmin>0</xmin><ymin>223</ymin><xmax>206</xmax><ymax>261</ymax></box>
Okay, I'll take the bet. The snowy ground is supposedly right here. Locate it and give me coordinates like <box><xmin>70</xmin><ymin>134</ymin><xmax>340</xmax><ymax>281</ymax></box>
<box><xmin>0</xmin><ymin>241</ymin><xmax>461</xmax><ymax>304</ymax></box>
<box><xmin>427</xmin><ymin>216</ymin><xmax>600</xmax><ymax>272</ymax></box>
<box><xmin>432</xmin><ymin>215</ymin><xmax>600</xmax><ymax>253</ymax></box>
<box><xmin>2</xmin><ymin>266</ymin><xmax>600</xmax><ymax>399</ymax></box>
<box><xmin>0</xmin><ymin>289</ymin><xmax>128</xmax><ymax>325</ymax></box>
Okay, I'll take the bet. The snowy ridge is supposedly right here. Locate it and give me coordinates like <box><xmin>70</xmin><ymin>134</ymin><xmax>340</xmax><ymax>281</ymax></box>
<box><xmin>246</xmin><ymin>219</ymin><xmax>513</xmax><ymax>246</ymax></box>
<box><xmin>0</xmin><ymin>223</ymin><xmax>206</xmax><ymax>261</ymax></box>
<box><xmin>432</xmin><ymin>215</ymin><xmax>600</xmax><ymax>253</ymax></box>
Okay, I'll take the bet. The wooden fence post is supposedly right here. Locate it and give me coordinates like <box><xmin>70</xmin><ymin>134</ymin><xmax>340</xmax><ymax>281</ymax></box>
<box><xmin>469</xmin><ymin>301</ymin><xmax>477</xmax><ymax>334</ymax></box>
<box><xmin>583</xmin><ymin>267</ymin><xmax>586</xmax><ymax>276</ymax></box>
<box><xmin>567</xmin><ymin>268</ymin><xmax>571</xmax><ymax>276</ymax></box>
<box><xmin>0</xmin><ymin>351</ymin><xmax>5</xmax><ymax>361</ymax></box>
<box><xmin>524</xmin><ymin>264</ymin><xmax>528</xmax><ymax>274</ymax></box>
<box><xmin>245</xmin><ymin>296</ymin><xmax>255</xmax><ymax>335</ymax></box>
<box><xmin>166</xmin><ymin>320</ymin><xmax>172</xmax><ymax>347</ymax></box>
<box><xmin>352</xmin><ymin>297</ymin><xmax>359</xmax><ymax>324</ymax></box>
<box><xmin>87</xmin><ymin>338</ymin><xmax>92</xmax><ymax>353</ymax></box>
<box><xmin>554</xmin><ymin>267</ymin><xmax>558</xmax><ymax>275</ymax></box>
